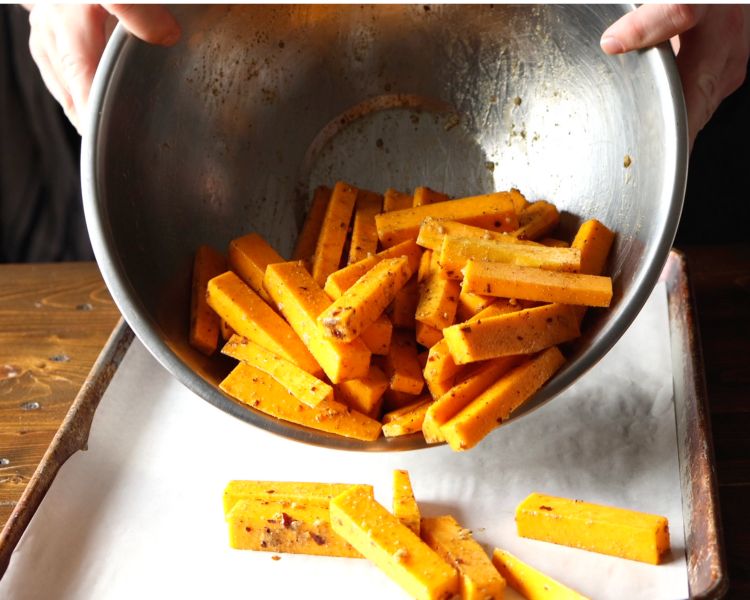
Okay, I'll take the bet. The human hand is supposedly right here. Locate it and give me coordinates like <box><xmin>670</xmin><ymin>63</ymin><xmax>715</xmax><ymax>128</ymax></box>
<box><xmin>600</xmin><ymin>5</ymin><xmax>750</xmax><ymax>147</ymax></box>
<box><xmin>27</xmin><ymin>4</ymin><xmax>180</xmax><ymax>134</ymax></box>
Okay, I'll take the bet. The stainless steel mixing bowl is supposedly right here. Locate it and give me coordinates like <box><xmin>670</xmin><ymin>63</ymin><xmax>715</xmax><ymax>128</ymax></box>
<box><xmin>82</xmin><ymin>5</ymin><xmax>687</xmax><ymax>450</ymax></box>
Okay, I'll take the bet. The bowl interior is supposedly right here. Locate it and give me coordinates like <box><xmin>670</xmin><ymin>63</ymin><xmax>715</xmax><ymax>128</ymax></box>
<box><xmin>84</xmin><ymin>5</ymin><xmax>686</xmax><ymax>450</ymax></box>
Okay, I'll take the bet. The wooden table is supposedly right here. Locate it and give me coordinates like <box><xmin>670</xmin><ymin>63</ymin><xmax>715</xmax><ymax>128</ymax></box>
<box><xmin>0</xmin><ymin>249</ymin><xmax>748</xmax><ymax>595</ymax></box>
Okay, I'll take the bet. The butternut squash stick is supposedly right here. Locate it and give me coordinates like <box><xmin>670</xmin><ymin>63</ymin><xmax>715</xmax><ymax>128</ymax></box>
<box><xmin>417</xmin><ymin>217</ymin><xmax>536</xmax><ymax>252</ymax></box>
<box><xmin>456</xmin><ymin>289</ymin><xmax>495</xmax><ymax>321</ymax></box>
<box><xmin>223</xmin><ymin>480</ymin><xmax>369</xmax><ymax>516</ymax></box>
<box><xmin>360</xmin><ymin>313</ymin><xmax>393</xmax><ymax>355</ymax></box>
<box><xmin>348</xmin><ymin>189</ymin><xmax>383</xmax><ymax>264</ymax></box>
<box><xmin>438</xmin><ymin>236</ymin><xmax>581</xmax><ymax>277</ymax></box>
<box><xmin>324</xmin><ymin>239</ymin><xmax>422</xmax><ymax>299</ymax></box>
<box><xmin>382</xmin><ymin>396</ymin><xmax>432</xmax><ymax>437</ymax></box>
<box><xmin>412</xmin><ymin>186</ymin><xmax>449</xmax><ymax>207</ymax></box>
<box><xmin>292</xmin><ymin>185</ymin><xmax>331</xmax><ymax>261</ymax></box>
<box><xmin>462</xmin><ymin>260</ymin><xmax>613</xmax><ymax>307</ymax></box>
<box><xmin>388</xmin><ymin>276</ymin><xmax>419</xmax><ymax>329</ymax></box>
<box><xmin>392</xmin><ymin>470</ymin><xmax>420</xmax><ymax>535</ymax></box>
<box><xmin>415</xmin><ymin>251</ymin><xmax>460</xmax><ymax>330</ymax></box>
<box><xmin>515</xmin><ymin>492</ymin><xmax>670</xmax><ymax>565</ymax></box>
<box><xmin>375</xmin><ymin>191</ymin><xmax>518</xmax><ymax>248</ymax></box>
<box><xmin>415</xmin><ymin>321</ymin><xmax>444</xmax><ymax>348</ymax></box>
<box><xmin>189</xmin><ymin>245</ymin><xmax>226</xmax><ymax>355</ymax></box>
<box><xmin>263</xmin><ymin>261</ymin><xmax>371</xmax><ymax>383</ymax></box>
<box><xmin>424</xmin><ymin>300</ymin><xmax>524</xmax><ymax>394</ymax></box>
<box><xmin>227</xmin><ymin>499</ymin><xmax>361</xmax><ymax>557</ymax></box>
<box><xmin>572</xmin><ymin>219</ymin><xmax>615</xmax><ymax>276</ymax></box>
<box><xmin>510</xmin><ymin>200</ymin><xmax>560</xmax><ymax>241</ymax></box>
<box><xmin>492</xmin><ymin>549</ymin><xmax>589</xmax><ymax>600</ymax></box>
<box><xmin>330</xmin><ymin>486</ymin><xmax>459</xmax><ymax>600</ymax></box>
<box><xmin>221</xmin><ymin>335</ymin><xmax>333</xmax><ymax>408</ymax></box>
<box><xmin>383</xmin><ymin>188</ymin><xmax>413</xmax><ymax>212</ymax></box>
<box><xmin>311</xmin><ymin>181</ymin><xmax>358</xmax><ymax>286</ymax></box>
<box><xmin>441</xmin><ymin>346</ymin><xmax>565</xmax><ymax>450</ymax></box>
<box><xmin>318</xmin><ymin>257</ymin><xmax>412</xmax><ymax>342</ymax></box>
<box><xmin>206</xmin><ymin>271</ymin><xmax>321</xmax><ymax>375</ymax></box>
<box><xmin>422</xmin><ymin>356</ymin><xmax>522</xmax><ymax>444</ymax></box>
<box><xmin>335</xmin><ymin>365</ymin><xmax>389</xmax><ymax>419</ymax></box>
<box><xmin>443</xmin><ymin>302</ymin><xmax>580</xmax><ymax>363</ymax></box>
<box><xmin>220</xmin><ymin>363</ymin><xmax>381</xmax><ymax>441</ymax></box>
<box><xmin>421</xmin><ymin>515</ymin><xmax>506</xmax><ymax>600</ymax></box>
<box><xmin>228</xmin><ymin>232</ymin><xmax>285</xmax><ymax>304</ymax></box>
<box><xmin>384</xmin><ymin>329</ymin><xmax>425</xmax><ymax>394</ymax></box>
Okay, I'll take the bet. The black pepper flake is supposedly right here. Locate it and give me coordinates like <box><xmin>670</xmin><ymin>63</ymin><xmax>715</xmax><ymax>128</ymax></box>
<box><xmin>461</xmin><ymin>326</ymin><xmax>472</xmax><ymax>333</ymax></box>
<box><xmin>539</xmin><ymin>505</ymin><xmax>553</xmax><ymax>511</ymax></box>
<box><xmin>310</xmin><ymin>533</ymin><xmax>326</xmax><ymax>545</ymax></box>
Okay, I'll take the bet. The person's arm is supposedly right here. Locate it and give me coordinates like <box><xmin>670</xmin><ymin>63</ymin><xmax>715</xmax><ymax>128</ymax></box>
<box><xmin>25</xmin><ymin>3</ymin><xmax>180</xmax><ymax>133</ymax></box>
<box><xmin>601</xmin><ymin>5</ymin><xmax>750</xmax><ymax>148</ymax></box>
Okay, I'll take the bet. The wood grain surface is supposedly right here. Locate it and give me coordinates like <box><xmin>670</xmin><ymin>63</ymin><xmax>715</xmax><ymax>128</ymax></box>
<box><xmin>0</xmin><ymin>250</ymin><xmax>748</xmax><ymax>596</ymax></box>
<box><xmin>0</xmin><ymin>263</ymin><xmax>120</xmax><ymax>528</ymax></box>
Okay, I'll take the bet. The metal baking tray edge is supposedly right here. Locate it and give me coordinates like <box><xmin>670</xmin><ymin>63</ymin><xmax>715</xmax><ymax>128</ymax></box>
<box><xmin>0</xmin><ymin>319</ymin><xmax>134</xmax><ymax>578</ymax></box>
<box><xmin>663</xmin><ymin>250</ymin><xmax>728</xmax><ymax>598</ymax></box>
<box><xmin>0</xmin><ymin>250</ymin><xmax>728</xmax><ymax>597</ymax></box>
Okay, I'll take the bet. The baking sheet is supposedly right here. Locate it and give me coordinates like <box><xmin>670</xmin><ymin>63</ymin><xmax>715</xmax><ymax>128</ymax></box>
<box><xmin>0</xmin><ymin>283</ymin><xmax>688</xmax><ymax>599</ymax></box>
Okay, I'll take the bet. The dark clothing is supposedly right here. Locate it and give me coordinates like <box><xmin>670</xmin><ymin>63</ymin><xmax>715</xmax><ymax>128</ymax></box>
<box><xmin>0</xmin><ymin>5</ymin><xmax>93</xmax><ymax>262</ymax></box>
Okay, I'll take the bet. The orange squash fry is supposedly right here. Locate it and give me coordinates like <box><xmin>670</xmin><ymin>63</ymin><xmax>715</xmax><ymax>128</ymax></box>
<box><xmin>375</xmin><ymin>191</ymin><xmax>518</xmax><ymax>248</ymax></box>
<box><xmin>422</xmin><ymin>356</ymin><xmax>522</xmax><ymax>444</ymax></box>
<box><xmin>348</xmin><ymin>189</ymin><xmax>383</xmax><ymax>264</ymax></box>
<box><xmin>292</xmin><ymin>185</ymin><xmax>331</xmax><ymax>261</ymax></box>
<box><xmin>510</xmin><ymin>200</ymin><xmax>560</xmax><ymax>241</ymax></box>
<box><xmin>330</xmin><ymin>485</ymin><xmax>459</xmax><ymax>600</ymax></box>
<box><xmin>389</xmin><ymin>276</ymin><xmax>419</xmax><ymax>329</ymax></box>
<box><xmin>383</xmin><ymin>188</ymin><xmax>413</xmax><ymax>212</ymax></box>
<box><xmin>360</xmin><ymin>313</ymin><xmax>393</xmax><ymax>355</ymax></box>
<box><xmin>335</xmin><ymin>365</ymin><xmax>389</xmax><ymax>419</ymax></box>
<box><xmin>227</xmin><ymin>498</ymin><xmax>361</xmax><ymax>558</ymax></box>
<box><xmin>415</xmin><ymin>321</ymin><xmax>444</xmax><ymax>348</ymax></box>
<box><xmin>324</xmin><ymin>240</ymin><xmax>422</xmax><ymax>300</ymax></box>
<box><xmin>456</xmin><ymin>289</ymin><xmax>495</xmax><ymax>321</ymax></box>
<box><xmin>415</xmin><ymin>273</ymin><xmax>460</xmax><ymax>330</ymax></box>
<box><xmin>441</xmin><ymin>347</ymin><xmax>565</xmax><ymax>450</ymax></box>
<box><xmin>189</xmin><ymin>245</ymin><xmax>226</xmax><ymax>355</ymax></box>
<box><xmin>438</xmin><ymin>236</ymin><xmax>581</xmax><ymax>278</ymax></box>
<box><xmin>424</xmin><ymin>300</ymin><xmax>524</xmax><ymax>392</ymax></box>
<box><xmin>220</xmin><ymin>363</ymin><xmax>381</xmax><ymax>441</ymax></box>
<box><xmin>263</xmin><ymin>261</ymin><xmax>371</xmax><ymax>383</ymax></box>
<box><xmin>392</xmin><ymin>470</ymin><xmax>420</xmax><ymax>535</ymax></box>
<box><xmin>228</xmin><ymin>232</ymin><xmax>285</xmax><ymax>304</ymax></box>
<box><xmin>382</xmin><ymin>396</ymin><xmax>432</xmax><ymax>437</ymax></box>
<box><xmin>312</xmin><ymin>181</ymin><xmax>358</xmax><ymax>286</ymax></box>
<box><xmin>443</xmin><ymin>302</ymin><xmax>580</xmax><ymax>364</ymax></box>
<box><xmin>515</xmin><ymin>492</ymin><xmax>670</xmax><ymax>565</ymax></box>
<box><xmin>221</xmin><ymin>335</ymin><xmax>333</xmax><ymax>408</ymax></box>
<box><xmin>416</xmin><ymin>217</ymin><xmax>541</xmax><ymax>252</ymax></box>
<box><xmin>492</xmin><ymin>549</ymin><xmax>589</xmax><ymax>600</ymax></box>
<box><xmin>421</xmin><ymin>515</ymin><xmax>506</xmax><ymax>600</ymax></box>
<box><xmin>462</xmin><ymin>260</ymin><xmax>613</xmax><ymax>308</ymax></box>
<box><xmin>417</xmin><ymin>249</ymin><xmax>433</xmax><ymax>282</ymax></box>
<box><xmin>318</xmin><ymin>257</ymin><xmax>412</xmax><ymax>342</ymax></box>
<box><xmin>220</xmin><ymin>319</ymin><xmax>235</xmax><ymax>342</ymax></box>
<box><xmin>384</xmin><ymin>330</ymin><xmax>424</xmax><ymax>394</ymax></box>
<box><xmin>206</xmin><ymin>271</ymin><xmax>321</xmax><ymax>375</ymax></box>
<box><xmin>572</xmin><ymin>219</ymin><xmax>615</xmax><ymax>276</ymax></box>
<box><xmin>413</xmin><ymin>186</ymin><xmax>450</xmax><ymax>207</ymax></box>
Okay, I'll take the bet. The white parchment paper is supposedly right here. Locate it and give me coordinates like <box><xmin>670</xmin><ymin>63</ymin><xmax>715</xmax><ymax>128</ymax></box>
<box><xmin>1</xmin><ymin>283</ymin><xmax>688</xmax><ymax>599</ymax></box>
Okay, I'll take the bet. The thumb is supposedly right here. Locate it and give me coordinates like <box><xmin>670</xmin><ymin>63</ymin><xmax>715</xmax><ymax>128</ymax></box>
<box><xmin>102</xmin><ymin>4</ymin><xmax>181</xmax><ymax>46</ymax></box>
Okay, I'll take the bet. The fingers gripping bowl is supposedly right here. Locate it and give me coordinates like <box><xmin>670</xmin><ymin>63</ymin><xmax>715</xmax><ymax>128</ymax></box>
<box><xmin>82</xmin><ymin>5</ymin><xmax>687</xmax><ymax>450</ymax></box>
